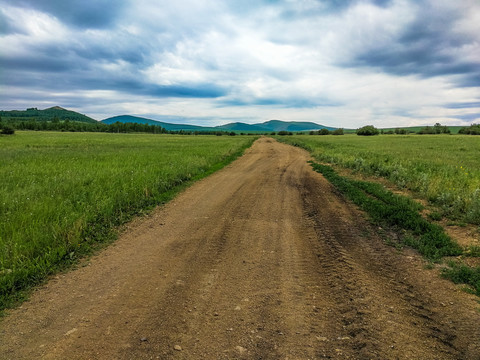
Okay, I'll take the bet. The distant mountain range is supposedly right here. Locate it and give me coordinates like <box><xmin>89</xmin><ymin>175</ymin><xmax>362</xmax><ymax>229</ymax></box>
<box><xmin>101</xmin><ymin>115</ymin><xmax>336</xmax><ymax>132</ymax></box>
<box><xmin>101</xmin><ymin>115</ymin><xmax>220</xmax><ymax>132</ymax></box>
<box><xmin>0</xmin><ymin>107</ymin><xmax>336</xmax><ymax>132</ymax></box>
<box><xmin>1</xmin><ymin>107</ymin><xmax>469</xmax><ymax>134</ymax></box>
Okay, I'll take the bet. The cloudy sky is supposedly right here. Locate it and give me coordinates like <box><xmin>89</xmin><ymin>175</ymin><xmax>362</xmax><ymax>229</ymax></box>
<box><xmin>1</xmin><ymin>0</ymin><xmax>479</xmax><ymax>128</ymax></box>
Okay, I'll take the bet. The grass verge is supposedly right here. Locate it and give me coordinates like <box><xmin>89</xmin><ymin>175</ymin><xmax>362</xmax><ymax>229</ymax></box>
<box><xmin>308</xmin><ymin>161</ymin><xmax>480</xmax><ymax>296</ymax></box>
<box><xmin>309</xmin><ymin>161</ymin><xmax>463</xmax><ymax>260</ymax></box>
<box><xmin>442</xmin><ymin>262</ymin><xmax>480</xmax><ymax>296</ymax></box>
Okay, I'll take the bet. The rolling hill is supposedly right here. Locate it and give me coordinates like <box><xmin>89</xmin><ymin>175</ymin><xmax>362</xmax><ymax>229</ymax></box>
<box><xmin>0</xmin><ymin>106</ymin><xmax>97</xmax><ymax>123</ymax></box>
<box><xmin>2</xmin><ymin>107</ymin><xmax>468</xmax><ymax>134</ymax></box>
<box><xmin>379</xmin><ymin>126</ymin><xmax>464</xmax><ymax>135</ymax></box>
<box><xmin>102</xmin><ymin>115</ymin><xmax>335</xmax><ymax>133</ymax></box>
<box><xmin>215</xmin><ymin>122</ymin><xmax>272</xmax><ymax>132</ymax></box>
<box><xmin>101</xmin><ymin>115</ymin><xmax>219</xmax><ymax>132</ymax></box>
<box><xmin>1</xmin><ymin>106</ymin><xmax>336</xmax><ymax>132</ymax></box>
<box><xmin>259</xmin><ymin>120</ymin><xmax>336</xmax><ymax>132</ymax></box>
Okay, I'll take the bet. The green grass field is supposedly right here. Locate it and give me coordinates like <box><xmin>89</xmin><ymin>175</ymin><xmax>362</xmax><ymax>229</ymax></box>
<box><xmin>278</xmin><ymin>134</ymin><xmax>480</xmax><ymax>225</ymax></box>
<box><xmin>0</xmin><ymin>132</ymin><xmax>256</xmax><ymax>310</ymax></box>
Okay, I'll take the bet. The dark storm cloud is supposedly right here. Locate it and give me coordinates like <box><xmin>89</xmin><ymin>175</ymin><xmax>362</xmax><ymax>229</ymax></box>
<box><xmin>282</xmin><ymin>0</ymin><xmax>392</xmax><ymax>19</ymax></box>
<box><xmin>319</xmin><ymin>0</ymin><xmax>393</xmax><ymax>12</ymax></box>
<box><xmin>0</xmin><ymin>9</ymin><xmax>25</xmax><ymax>34</ymax></box>
<box><xmin>146</xmin><ymin>85</ymin><xmax>226</xmax><ymax>98</ymax></box>
<box><xmin>1</xmin><ymin>41</ymin><xmax>149</xmax><ymax>78</ymax></box>
<box><xmin>355</xmin><ymin>49</ymin><xmax>479</xmax><ymax>82</ymax></box>
<box><xmin>106</xmin><ymin>79</ymin><xmax>227</xmax><ymax>98</ymax></box>
<box><xmin>1</xmin><ymin>40</ymin><xmax>95</xmax><ymax>74</ymax></box>
<box><xmin>1</xmin><ymin>57</ymin><xmax>73</xmax><ymax>72</ymax></box>
<box><xmin>452</xmin><ymin>113</ymin><xmax>480</xmax><ymax>122</ymax></box>
<box><xmin>220</xmin><ymin>96</ymin><xmax>340</xmax><ymax>108</ymax></box>
<box><xmin>72</xmin><ymin>45</ymin><xmax>148</xmax><ymax>66</ymax></box>
<box><xmin>445</xmin><ymin>102</ymin><xmax>480</xmax><ymax>109</ymax></box>
<box><xmin>349</xmin><ymin>2</ymin><xmax>480</xmax><ymax>87</ymax></box>
<box><xmin>3</xmin><ymin>0</ymin><xmax>125</xmax><ymax>29</ymax></box>
<box><xmin>3</xmin><ymin>54</ymin><xmax>226</xmax><ymax>100</ymax></box>
<box><xmin>456</xmin><ymin>75</ymin><xmax>480</xmax><ymax>88</ymax></box>
<box><xmin>219</xmin><ymin>98</ymin><xmax>311</xmax><ymax>107</ymax></box>
<box><xmin>1</xmin><ymin>1</ymin><xmax>222</xmax><ymax>102</ymax></box>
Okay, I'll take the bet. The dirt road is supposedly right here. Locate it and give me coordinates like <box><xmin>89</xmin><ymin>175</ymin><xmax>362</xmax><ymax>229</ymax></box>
<box><xmin>1</xmin><ymin>138</ymin><xmax>479</xmax><ymax>359</ymax></box>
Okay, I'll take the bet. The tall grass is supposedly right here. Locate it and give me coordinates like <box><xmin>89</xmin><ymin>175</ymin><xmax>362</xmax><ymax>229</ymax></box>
<box><xmin>0</xmin><ymin>132</ymin><xmax>256</xmax><ymax>310</ymax></box>
<box><xmin>278</xmin><ymin>135</ymin><xmax>480</xmax><ymax>224</ymax></box>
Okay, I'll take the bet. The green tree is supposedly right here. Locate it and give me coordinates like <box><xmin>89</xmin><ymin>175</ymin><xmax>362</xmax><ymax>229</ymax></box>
<box><xmin>459</xmin><ymin>124</ymin><xmax>480</xmax><ymax>135</ymax></box>
<box><xmin>356</xmin><ymin>125</ymin><xmax>379</xmax><ymax>136</ymax></box>
<box><xmin>0</xmin><ymin>125</ymin><xmax>15</xmax><ymax>135</ymax></box>
<box><xmin>419</xmin><ymin>123</ymin><xmax>450</xmax><ymax>134</ymax></box>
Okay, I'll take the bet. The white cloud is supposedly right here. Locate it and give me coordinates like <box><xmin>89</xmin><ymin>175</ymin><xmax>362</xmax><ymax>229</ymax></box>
<box><xmin>1</xmin><ymin>0</ymin><xmax>479</xmax><ymax>127</ymax></box>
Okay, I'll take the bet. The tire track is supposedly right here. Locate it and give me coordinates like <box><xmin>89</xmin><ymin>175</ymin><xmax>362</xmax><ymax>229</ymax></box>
<box><xmin>302</xmin><ymin>168</ymin><xmax>478</xmax><ymax>359</ymax></box>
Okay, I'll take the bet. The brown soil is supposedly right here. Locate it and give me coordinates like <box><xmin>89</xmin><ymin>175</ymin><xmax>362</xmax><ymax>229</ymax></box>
<box><xmin>442</xmin><ymin>223</ymin><xmax>479</xmax><ymax>249</ymax></box>
<box><xmin>1</xmin><ymin>138</ymin><xmax>479</xmax><ymax>359</ymax></box>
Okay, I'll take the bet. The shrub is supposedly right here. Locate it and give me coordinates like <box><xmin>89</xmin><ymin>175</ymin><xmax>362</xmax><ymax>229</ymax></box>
<box><xmin>1</xmin><ymin>125</ymin><xmax>15</xmax><ymax>135</ymax></box>
<box><xmin>357</xmin><ymin>125</ymin><xmax>379</xmax><ymax>136</ymax></box>
<box><xmin>442</xmin><ymin>263</ymin><xmax>480</xmax><ymax>296</ymax></box>
<box><xmin>459</xmin><ymin>124</ymin><xmax>480</xmax><ymax>135</ymax></box>
<box><xmin>418</xmin><ymin>123</ymin><xmax>450</xmax><ymax>134</ymax></box>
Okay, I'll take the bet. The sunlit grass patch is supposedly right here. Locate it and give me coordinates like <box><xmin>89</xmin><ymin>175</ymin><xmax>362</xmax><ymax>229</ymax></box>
<box><xmin>278</xmin><ymin>135</ymin><xmax>480</xmax><ymax>225</ymax></box>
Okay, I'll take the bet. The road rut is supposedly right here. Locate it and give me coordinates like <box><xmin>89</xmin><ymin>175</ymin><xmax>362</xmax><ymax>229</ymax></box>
<box><xmin>1</xmin><ymin>137</ymin><xmax>479</xmax><ymax>359</ymax></box>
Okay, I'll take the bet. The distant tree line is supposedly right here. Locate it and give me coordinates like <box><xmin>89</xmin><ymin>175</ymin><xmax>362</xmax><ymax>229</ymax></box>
<box><xmin>458</xmin><ymin>124</ymin><xmax>480</xmax><ymax>135</ymax></box>
<box><xmin>353</xmin><ymin>123</ymin><xmax>480</xmax><ymax>136</ymax></box>
<box><xmin>417</xmin><ymin>123</ymin><xmax>450</xmax><ymax>134</ymax></box>
<box><xmin>381</xmin><ymin>128</ymin><xmax>412</xmax><ymax>135</ymax></box>
<box><xmin>2</xmin><ymin>118</ymin><xmax>168</xmax><ymax>134</ymax></box>
<box><xmin>4</xmin><ymin>115</ymin><xmax>479</xmax><ymax>137</ymax></box>
<box><xmin>309</xmin><ymin>128</ymin><xmax>344</xmax><ymax>135</ymax></box>
<box><xmin>0</xmin><ymin>117</ymin><xmax>246</xmax><ymax>136</ymax></box>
